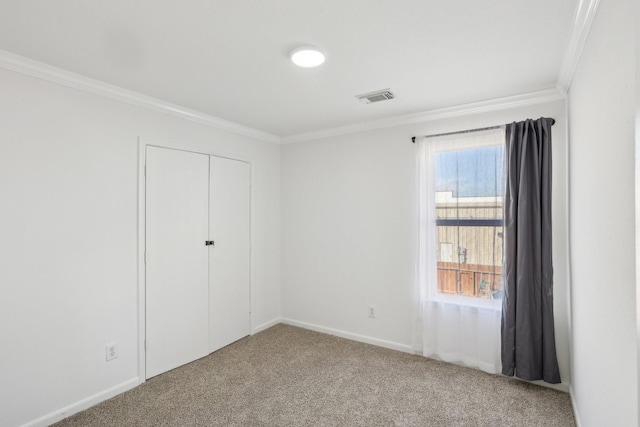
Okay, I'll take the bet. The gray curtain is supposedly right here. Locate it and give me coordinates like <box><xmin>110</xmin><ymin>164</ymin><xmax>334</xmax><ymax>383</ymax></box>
<box><xmin>501</xmin><ymin>117</ymin><xmax>561</xmax><ymax>384</ymax></box>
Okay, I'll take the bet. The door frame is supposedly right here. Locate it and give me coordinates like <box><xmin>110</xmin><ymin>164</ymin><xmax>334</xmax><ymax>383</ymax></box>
<box><xmin>137</xmin><ymin>136</ymin><xmax>254</xmax><ymax>384</ymax></box>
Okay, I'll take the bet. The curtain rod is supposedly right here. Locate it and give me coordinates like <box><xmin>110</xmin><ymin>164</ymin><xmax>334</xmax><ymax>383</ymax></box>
<box><xmin>411</xmin><ymin>118</ymin><xmax>555</xmax><ymax>143</ymax></box>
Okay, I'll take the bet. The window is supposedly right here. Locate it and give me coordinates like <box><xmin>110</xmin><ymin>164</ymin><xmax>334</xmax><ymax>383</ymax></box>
<box><xmin>418</xmin><ymin>128</ymin><xmax>505</xmax><ymax>303</ymax></box>
<box><xmin>435</xmin><ymin>144</ymin><xmax>504</xmax><ymax>299</ymax></box>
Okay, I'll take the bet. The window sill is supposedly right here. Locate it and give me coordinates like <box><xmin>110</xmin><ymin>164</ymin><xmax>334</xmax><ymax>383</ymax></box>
<box><xmin>426</xmin><ymin>295</ymin><xmax>502</xmax><ymax>311</ymax></box>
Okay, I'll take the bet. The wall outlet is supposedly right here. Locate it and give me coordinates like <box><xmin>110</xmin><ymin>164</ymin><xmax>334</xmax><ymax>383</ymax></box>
<box><xmin>106</xmin><ymin>342</ymin><xmax>118</xmax><ymax>361</ymax></box>
<box><xmin>368</xmin><ymin>305</ymin><xmax>376</xmax><ymax>318</ymax></box>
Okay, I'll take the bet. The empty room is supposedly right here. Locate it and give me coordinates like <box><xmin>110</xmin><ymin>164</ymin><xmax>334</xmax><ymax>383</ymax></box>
<box><xmin>0</xmin><ymin>1</ymin><xmax>637</xmax><ymax>426</ymax></box>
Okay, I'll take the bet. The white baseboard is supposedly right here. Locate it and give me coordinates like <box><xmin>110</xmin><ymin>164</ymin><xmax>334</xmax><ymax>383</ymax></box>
<box><xmin>280</xmin><ymin>319</ymin><xmax>572</xmax><ymax>395</ymax></box>
<box><xmin>21</xmin><ymin>324</ymin><xmax>573</xmax><ymax>426</ymax></box>
<box><xmin>22</xmin><ymin>377</ymin><xmax>140</xmax><ymax>427</ymax></box>
<box><xmin>569</xmin><ymin>385</ymin><xmax>582</xmax><ymax>427</ymax></box>
<box><xmin>280</xmin><ymin>318</ymin><xmax>414</xmax><ymax>354</ymax></box>
<box><xmin>510</xmin><ymin>376</ymin><xmax>570</xmax><ymax>394</ymax></box>
<box><xmin>252</xmin><ymin>317</ymin><xmax>282</xmax><ymax>334</ymax></box>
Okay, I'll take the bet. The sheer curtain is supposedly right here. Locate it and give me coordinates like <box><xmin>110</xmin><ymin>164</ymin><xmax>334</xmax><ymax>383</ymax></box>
<box><xmin>414</xmin><ymin>129</ymin><xmax>504</xmax><ymax>375</ymax></box>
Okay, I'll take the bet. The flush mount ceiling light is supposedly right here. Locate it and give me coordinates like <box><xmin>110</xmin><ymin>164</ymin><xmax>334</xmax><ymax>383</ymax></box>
<box><xmin>290</xmin><ymin>46</ymin><xmax>325</xmax><ymax>68</ymax></box>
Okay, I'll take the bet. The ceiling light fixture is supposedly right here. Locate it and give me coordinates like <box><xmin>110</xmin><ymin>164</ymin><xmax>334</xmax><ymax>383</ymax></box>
<box><xmin>290</xmin><ymin>46</ymin><xmax>325</xmax><ymax>68</ymax></box>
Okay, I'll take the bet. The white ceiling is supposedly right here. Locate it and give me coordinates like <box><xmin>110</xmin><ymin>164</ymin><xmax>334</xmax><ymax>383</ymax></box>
<box><xmin>0</xmin><ymin>1</ymin><xmax>579</xmax><ymax>139</ymax></box>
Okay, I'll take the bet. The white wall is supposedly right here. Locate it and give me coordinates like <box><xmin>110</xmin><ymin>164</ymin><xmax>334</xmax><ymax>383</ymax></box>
<box><xmin>282</xmin><ymin>99</ymin><xmax>571</xmax><ymax>388</ymax></box>
<box><xmin>568</xmin><ymin>0</ymin><xmax>637</xmax><ymax>425</ymax></box>
<box><xmin>9</xmin><ymin>13</ymin><xmax>636</xmax><ymax>422</ymax></box>
<box><xmin>0</xmin><ymin>68</ymin><xmax>281</xmax><ymax>427</ymax></box>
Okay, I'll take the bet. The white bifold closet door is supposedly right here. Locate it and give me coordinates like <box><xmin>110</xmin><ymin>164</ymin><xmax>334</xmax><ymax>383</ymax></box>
<box><xmin>209</xmin><ymin>156</ymin><xmax>251</xmax><ymax>353</ymax></box>
<box><xmin>145</xmin><ymin>146</ymin><xmax>250</xmax><ymax>379</ymax></box>
<box><xmin>145</xmin><ymin>147</ymin><xmax>210</xmax><ymax>379</ymax></box>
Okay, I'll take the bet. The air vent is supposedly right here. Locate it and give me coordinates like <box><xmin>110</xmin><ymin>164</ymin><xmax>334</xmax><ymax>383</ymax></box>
<box><xmin>356</xmin><ymin>89</ymin><xmax>395</xmax><ymax>104</ymax></box>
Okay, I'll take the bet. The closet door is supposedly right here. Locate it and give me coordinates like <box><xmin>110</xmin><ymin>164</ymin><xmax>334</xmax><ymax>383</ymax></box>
<box><xmin>146</xmin><ymin>146</ymin><xmax>210</xmax><ymax>378</ymax></box>
<box><xmin>209</xmin><ymin>156</ymin><xmax>251</xmax><ymax>352</ymax></box>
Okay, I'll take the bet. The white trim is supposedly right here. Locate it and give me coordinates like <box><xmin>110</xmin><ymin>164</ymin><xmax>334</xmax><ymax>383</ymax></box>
<box><xmin>564</xmin><ymin>94</ymin><xmax>575</xmax><ymax>399</ymax></box>
<box><xmin>137</xmin><ymin>137</ymin><xmax>255</xmax><ymax>383</ymax></box>
<box><xmin>136</xmin><ymin>141</ymin><xmax>147</xmax><ymax>385</ymax></box>
<box><xmin>22</xmin><ymin>377</ymin><xmax>139</xmax><ymax>427</ymax></box>
<box><xmin>281</xmin><ymin>88</ymin><xmax>565</xmax><ymax>144</ymax></box>
<box><xmin>280</xmin><ymin>318</ymin><xmax>414</xmax><ymax>354</ymax></box>
<box><xmin>252</xmin><ymin>317</ymin><xmax>282</xmax><ymax>335</ymax></box>
<box><xmin>637</xmin><ymin>4</ymin><xmax>640</xmax><ymax>423</ymax></box>
<box><xmin>139</xmin><ymin>136</ymin><xmax>255</xmax><ymax>165</ymax></box>
<box><xmin>0</xmin><ymin>0</ymin><xmax>596</xmax><ymax>148</ymax></box>
<box><xmin>556</xmin><ymin>0</ymin><xmax>602</xmax><ymax>94</ymax></box>
<box><xmin>255</xmin><ymin>319</ymin><xmax>570</xmax><ymax>393</ymax></box>
<box><xmin>0</xmin><ymin>49</ymin><xmax>280</xmax><ymax>144</ymax></box>
<box><xmin>636</xmin><ymin>0</ymin><xmax>640</xmax><ymax>416</ymax></box>
<box><xmin>0</xmin><ymin>47</ymin><xmax>575</xmax><ymax>146</ymax></box>
<box><xmin>569</xmin><ymin>385</ymin><xmax>583</xmax><ymax>427</ymax></box>
<box><xmin>512</xmin><ymin>377</ymin><xmax>569</xmax><ymax>394</ymax></box>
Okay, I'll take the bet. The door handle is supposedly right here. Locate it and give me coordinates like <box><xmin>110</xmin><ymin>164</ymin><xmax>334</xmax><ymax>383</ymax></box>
<box><xmin>205</xmin><ymin>241</ymin><xmax>215</xmax><ymax>247</ymax></box>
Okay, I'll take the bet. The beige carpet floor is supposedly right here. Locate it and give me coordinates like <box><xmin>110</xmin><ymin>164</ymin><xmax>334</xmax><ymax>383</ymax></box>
<box><xmin>54</xmin><ymin>324</ymin><xmax>575</xmax><ymax>426</ymax></box>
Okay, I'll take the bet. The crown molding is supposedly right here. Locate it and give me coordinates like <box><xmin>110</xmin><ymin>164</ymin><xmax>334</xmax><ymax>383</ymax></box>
<box><xmin>556</xmin><ymin>0</ymin><xmax>601</xmax><ymax>94</ymax></box>
<box><xmin>0</xmin><ymin>50</ymin><xmax>280</xmax><ymax>144</ymax></box>
<box><xmin>281</xmin><ymin>88</ymin><xmax>565</xmax><ymax>144</ymax></box>
<box><xmin>2</xmin><ymin>0</ymin><xmax>593</xmax><ymax>148</ymax></box>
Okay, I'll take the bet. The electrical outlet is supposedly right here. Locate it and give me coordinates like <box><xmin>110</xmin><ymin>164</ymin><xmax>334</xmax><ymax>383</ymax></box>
<box><xmin>368</xmin><ymin>305</ymin><xmax>376</xmax><ymax>318</ymax></box>
<box><xmin>106</xmin><ymin>342</ymin><xmax>118</xmax><ymax>361</ymax></box>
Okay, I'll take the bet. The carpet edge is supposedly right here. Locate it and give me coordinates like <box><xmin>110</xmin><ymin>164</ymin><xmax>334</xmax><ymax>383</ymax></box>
<box><xmin>280</xmin><ymin>317</ymin><xmax>414</xmax><ymax>354</ymax></box>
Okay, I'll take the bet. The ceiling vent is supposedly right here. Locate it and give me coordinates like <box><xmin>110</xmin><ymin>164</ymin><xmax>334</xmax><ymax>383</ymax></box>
<box><xmin>356</xmin><ymin>89</ymin><xmax>395</xmax><ymax>104</ymax></box>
